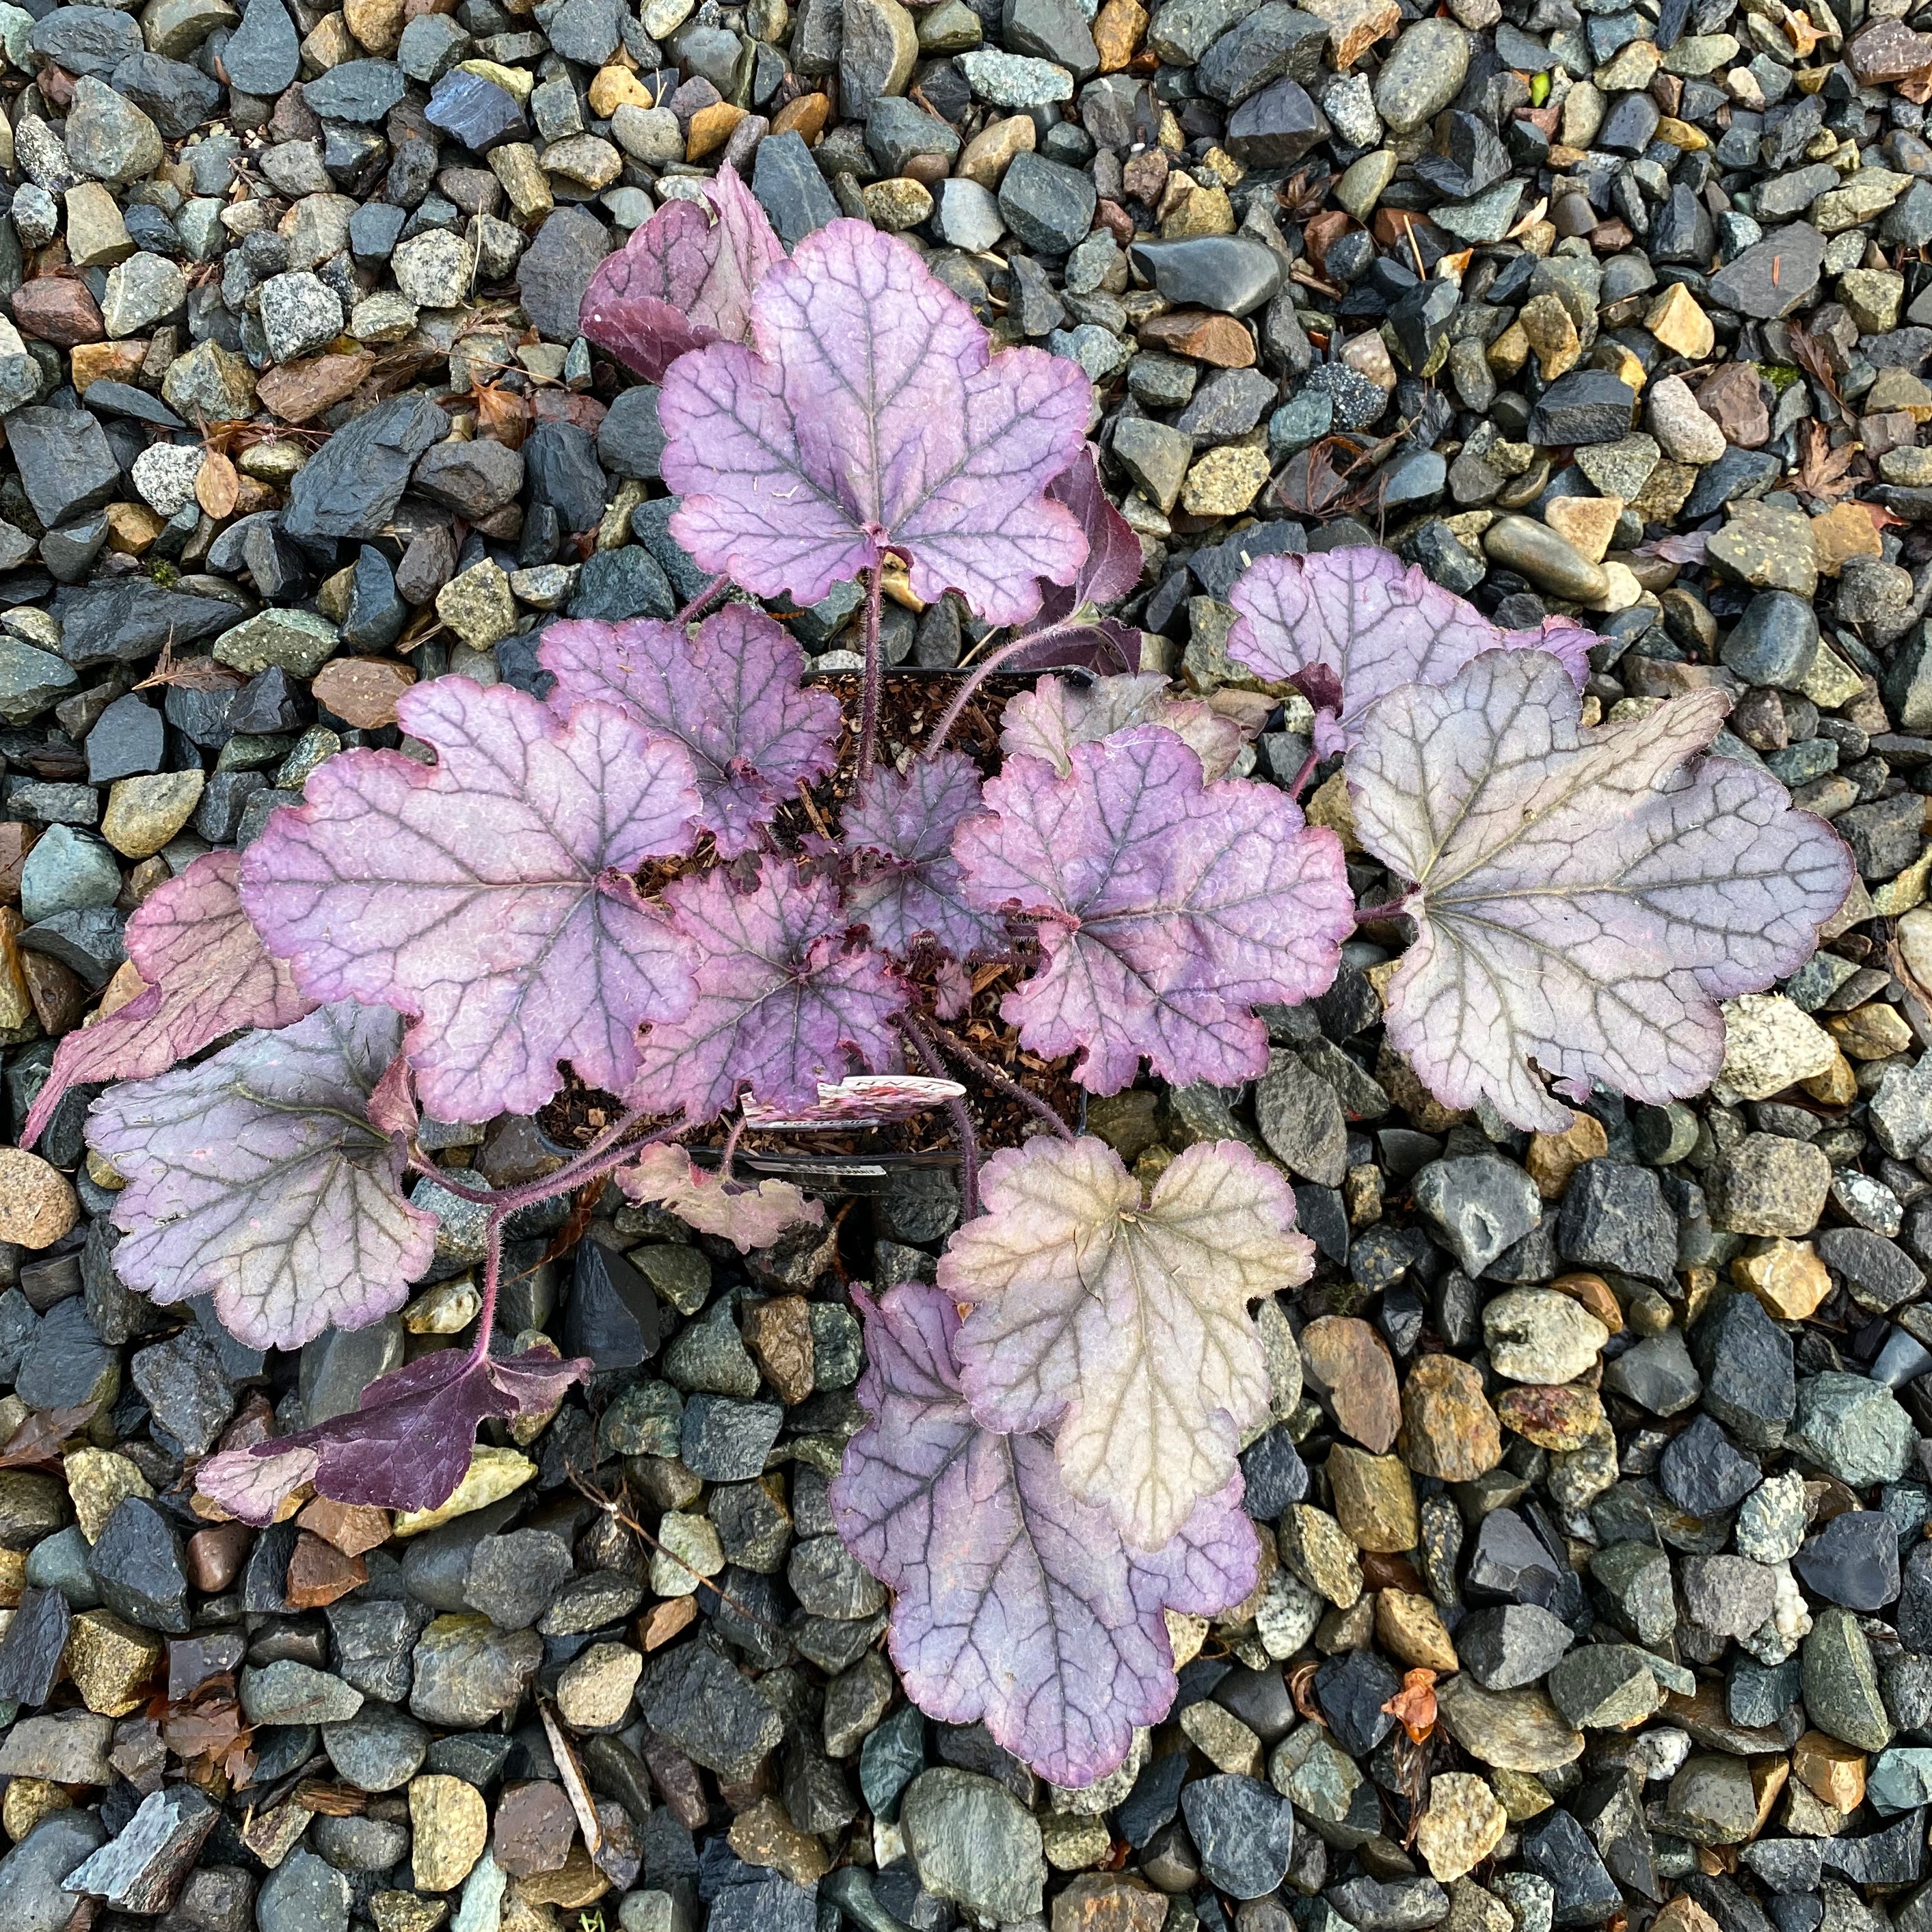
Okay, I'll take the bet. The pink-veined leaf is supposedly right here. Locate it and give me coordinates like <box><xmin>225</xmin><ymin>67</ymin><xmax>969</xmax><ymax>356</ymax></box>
<box><xmin>954</xmin><ymin>727</ymin><xmax>1354</xmax><ymax>1094</ymax></box>
<box><xmin>829</xmin><ymin>1280</ymin><xmax>1259</xmax><ymax>1787</ymax></box>
<box><xmin>630</xmin><ymin>860</ymin><xmax>907</xmax><ymax>1126</ymax></box>
<box><xmin>1000</xmin><ymin>673</ymin><xmax>1248</xmax><ymax>783</ymax></box>
<box><xmin>539</xmin><ymin>605</ymin><xmax>842</xmax><ymax>859</ymax></box>
<box><xmin>939</xmin><ymin>1136</ymin><xmax>1313</xmax><ymax>1550</ymax></box>
<box><xmin>198</xmin><ymin>1344</ymin><xmax>590</xmax><ymax>1523</ymax></box>
<box><xmin>578</xmin><ymin>162</ymin><xmax>785</xmax><ymax>382</ymax></box>
<box><xmin>1352</xmin><ymin>648</ymin><xmax>1857</xmax><ymax>1132</ymax></box>
<box><xmin>85</xmin><ymin>1003</ymin><xmax>439</xmax><ymax>1352</ymax></box>
<box><xmin>1226</xmin><ymin>546</ymin><xmax>1596</xmax><ymax>755</ymax></box>
<box><xmin>239</xmin><ymin>679</ymin><xmax>701</xmax><ymax>1124</ymax></box>
<box><xmin>841</xmin><ymin>749</ymin><xmax>1008</xmax><ymax>961</ymax></box>
<box><xmin>660</xmin><ymin>219</ymin><xmax>1091</xmax><ymax>626</ymax></box>
<box><xmin>21</xmin><ymin>851</ymin><xmax>315</xmax><ymax>1149</ymax></box>
<box><xmin>617</xmin><ymin>1143</ymin><xmax>825</xmax><ymax>1252</ymax></box>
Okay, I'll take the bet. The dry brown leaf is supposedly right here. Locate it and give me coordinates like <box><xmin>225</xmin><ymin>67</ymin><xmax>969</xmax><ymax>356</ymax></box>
<box><xmin>1795</xmin><ymin>420</ymin><xmax>1861</xmax><ymax>503</ymax></box>
<box><xmin>196</xmin><ymin>448</ymin><xmax>241</xmax><ymax>520</ymax></box>
<box><xmin>1382</xmin><ymin>1666</ymin><xmax>1439</xmax><ymax>1743</ymax></box>
<box><xmin>474</xmin><ymin>383</ymin><xmax>529</xmax><ymax>449</ymax></box>
<box><xmin>0</xmin><ymin>1399</ymin><xmax>101</xmax><ymax>1468</ymax></box>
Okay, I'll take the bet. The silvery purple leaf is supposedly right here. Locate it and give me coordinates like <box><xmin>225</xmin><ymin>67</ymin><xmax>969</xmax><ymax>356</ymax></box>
<box><xmin>660</xmin><ymin>219</ymin><xmax>1091</xmax><ymax>625</ymax></box>
<box><xmin>939</xmin><ymin>1135</ymin><xmax>1312</xmax><ymax>1550</ymax></box>
<box><xmin>240</xmin><ymin>679</ymin><xmax>701</xmax><ymax>1124</ymax></box>
<box><xmin>578</xmin><ymin>162</ymin><xmax>784</xmax><ymax>382</ymax></box>
<box><xmin>999</xmin><ymin>673</ymin><xmax>1247</xmax><ymax>783</ymax></box>
<box><xmin>85</xmin><ymin>1003</ymin><xmax>438</xmax><ymax>1352</ymax></box>
<box><xmin>630</xmin><ymin>860</ymin><xmax>907</xmax><ymax>1125</ymax></box>
<box><xmin>831</xmin><ymin>1279</ymin><xmax>1259</xmax><ymax>1786</ymax></box>
<box><xmin>841</xmin><ymin>749</ymin><xmax>1007</xmax><ymax>961</ymax></box>
<box><xmin>539</xmin><ymin>605</ymin><xmax>842</xmax><ymax>859</ymax></box>
<box><xmin>198</xmin><ymin>1344</ymin><xmax>590</xmax><ymax>1522</ymax></box>
<box><xmin>23</xmin><ymin>850</ymin><xmax>314</xmax><ymax>1150</ymax></box>
<box><xmin>954</xmin><ymin>727</ymin><xmax>1354</xmax><ymax>1094</ymax></box>
<box><xmin>1352</xmin><ymin>648</ymin><xmax>1857</xmax><ymax>1131</ymax></box>
<box><xmin>1226</xmin><ymin>546</ymin><xmax>1594</xmax><ymax>755</ymax></box>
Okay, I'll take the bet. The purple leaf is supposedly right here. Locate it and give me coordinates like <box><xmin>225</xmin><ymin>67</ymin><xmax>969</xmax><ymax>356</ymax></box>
<box><xmin>995</xmin><ymin>615</ymin><xmax>1141</xmax><ymax>675</ymax></box>
<box><xmin>618</xmin><ymin>1144</ymin><xmax>825</xmax><ymax>1252</ymax></box>
<box><xmin>1352</xmin><ymin>648</ymin><xmax>1857</xmax><ymax>1131</ymax></box>
<box><xmin>539</xmin><ymin>605</ymin><xmax>842</xmax><ymax>859</ymax></box>
<box><xmin>85</xmin><ymin>1003</ymin><xmax>439</xmax><ymax>1351</ymax></box>
<box><xmin>22</xmin><ymin>850</ymin><xmax>316</xmax><ymax>1150</ymax></box>
<box><xmin>198</xmin><ymin>1343</ymin><xmax>589</xmax><ymax>1522</ymax></box>
<box><xmin>999</xmin><ymin>673</ymin><xmax>1248</xmax><ymax>783</ymax></box>
<box><xmin>939</xmin><ymin>1135</ymin><xmax>1312</xmax><ymax>1549</ymax></box>
<box><xmin>240</xmin><ymin>679</ymin><xmax>701</xmax><ymax>1124</ymax></box>
<box><xmin>1047</xmin><ymin>448</ymin><xmax>1142</xmax><ymax>608</ymax></box>
<box><xmin>630</xmin><ymin>859</ymin><xmax>907</xmax><ymax>1125</ymax></box>
<box><xmin>578</xmin><ymin>162</ymin><xmax>785</xmax><ymax>382</ymax></box>
<box><xmin>954</xmin><ymin>728</ymin><xmax>1354</xmax><ymax>1094</ymax></box>
<box><xmin>840</xmin><ymin>749</ymin><xmax>1008</xmax><ymax>960</ymax></box>
<box><xmin>1226</xmin><ymin>546</ymin><xmax>1595</xmax><ymax>755</ymax></box>
<box><xmin>829</xmin><ymin>1280</ymin><xmax>1259</xmax><ymax>1788</ymax></box>
<box><xmin>660</xmin><ymin>219</ymin><xmax>1092</xmax><ymax>625</ymax></box>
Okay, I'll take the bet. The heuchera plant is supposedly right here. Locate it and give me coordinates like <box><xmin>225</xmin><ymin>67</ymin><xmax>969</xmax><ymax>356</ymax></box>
<box><xmin>39</xmin><ymin>171</ymin><xmax>1860</xmax><ymax>1788</ymax></box>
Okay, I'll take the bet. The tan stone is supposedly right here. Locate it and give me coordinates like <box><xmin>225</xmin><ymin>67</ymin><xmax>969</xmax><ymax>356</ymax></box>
<box><xmin>1799</xmin><ymin>1046</ymin><xmax>1859</xmax><ymax>1106</ymax></box>
<box><xmin>1541</xmin><ymin>496</ymin><xmax>1623</xmax><ymax>567</ymax></box>
<box><xmin>1434</xmin><ymin>1678</ymin><xmax>1584</xmax><ymax>1773</ymax></box>
<box><xmin>686</xmin><ymin>101</ymin><xmax>747</xmax><ymax>160</ymax></box>
<box><xmin>102</xmin><ymin>770</ymin><xmax>205</xmax><ymax>857</ymax></box>
<box><xmin>1299</xmin><ymin>0</ymin><xmax>1399</xmax><ymax>65</ymax></box>
<box><xmin>1827</xmin><ymin>1001</ymin><xmax>1916</xmax><ymax>1059</ymax></box>
<box><xmin>1494</xmin><ymin>1383</ymin><xmax>1604</xmax><ymax>1452</ymax></box>
<box><xmin>1646</xmin><ymin>281</ymin><xmax>1715</xmax><ymax>358</ymax></box>
<box><xmin>412</xmin><ymin>1775</ymin><xmax>489</xmax><ymax>1892</ymax></box>
<box><xmin>64</xmin><ymin>1609</ymin><xmax>161</xmax><ymax>1717</ymax></box>
<box><xmin>0</xmin><ymin>1148</ymin><xmax>78</xmax><ymax>1249</ymax></box>
<box><xmin>1049</xmin><ymin>1873</ymin><xmax>1167</xmax><ymax>1931</ymax></box>
<box><xmin>1793</xmin><ymin>1730</ymin><xmax>1866</xmax><ymax>1811</ymax></box>
<box><xmin>1519</xmin><ymin>291</ymin><xmax>1581</xmax><ymax>380</ymax></box>
<box><xmin>726</xmin><ymin>1794</ymin><xmax>829</xmax><ymax>1888</ymax></box>
<box><xmin>1326</xmin><ymin>1446</ymin><xmax>1417</xmax><ymax>1552</ymax></box>
<box><xmin>742</xmin><ymin>1297</ymin><xmax>814</xmax><ymax>1404</ymax></box>
<box><xmin>1302</xmin><ymin>1315</ymin><xmax>1400</xmax><ymax>1451</ymax></box>
<box><xmin>1180</xmin><ymin>445</ymin><xmax>1270</xmax><ymax>516</ymax></box>
<box><xmin>1810</xmin><ymin>500</ymin><xmax>1883</xmax><ymax>576</ymax></box>
<box><xmin>1376</xmin><ymin>1589</ymin><xmax>1459</xmax><ymax>1672</ymax></box>
<box><xmin>1</xmin><ymin>1778</ymin><xmax>70</xmax><ymax>1842</ymax></box>
<box><xmin>589</xmin><ymin>66</ymin><xmax>655</xmax><ymax>116</ymax></box>
<box><xmin>1551</xmin><ymin>1272</ymin><xmax>1623</xmax><ymax>1334</ymax></box>
<box><xmin>1525</xmin><ymin>1110</ymin><xmax>1609</xmax><ymax>1197</ymax></box>
<box><xmin>65</xmin><ymin>1449</ymin><xmax>155</xmax><ymax>1542</ymax></box>
<box><xmin>1732</xmin><ymin>1238</ymin><xmax>1831</xmax><ymax>1319</ymax></box>
<box><xmin>1279</xmin><ymin>1503</ymin><xmax>1363</xmax><ymax>1607</ymax></box>
<box><xmin>70</xmin><ymin>339</ymin><xmax>148</xmax><ymax>390</ymax></box>
<box><xmin>1417</xmin><ymin>1773</ymin><xmax>1508</xmax><ymax>1883</ymax></box>
<box><xmin>1178</xmin><ymin>1699</ymin><xmax>1263</xmax><ymax>1776</ymax></box>
<box><xmin>345</xmin><ymin>0</ymin><xmax>405</xmax><ymax>49</ymax></box>
<box><xmin>1399</xmin><ymin>1354</ymin><xmax>1501</xmax><ymax>1481</ymax></box>
<box><xmin>770</xmin><ymin>92</ymin><xmax>831</xmax><ymax>142</ymax></box>
<box><xmin>1093</xmin><ymin>0</ymin><xmax>1145</xmax><ymax>67</ymax></box>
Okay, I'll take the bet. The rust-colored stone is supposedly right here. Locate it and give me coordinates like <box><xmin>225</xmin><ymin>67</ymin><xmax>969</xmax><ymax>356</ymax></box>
<box><xmin>284</xmin><ymin>1530</ymin><xmax>368</xmax><ymax>1609</ymax></box>
<box><xmin>21</xmin><ymin>948</ymin><xmax>83</xmax><ymax>1036</ymax></box>
<box><xmin>12</xmin><ymin>277</ymin><xmax>105</xmax><ymax>347</ymax></box>
<box><xmin>742</xmin><ymin>1296</ymin><xmax>814</xmax><ymax>1404</ymax></box>
<box><xmin>256</xmin><ymin>351</ymin><xmax>378</xmax><ymax>425</ymax></box>
<box><xmin>1400</xmin><ymin>1354</ymin><xmax>1503</xmax><ymax>1481</ymax></box>
<box><xmin>296</xmin><ymin>1497</ymin><xmax>392</xmax><ymax>1556</ymax></box>
<box><xmin>0</xmin><ymin>824</ymin><xmax>35</xmax><ymax>904</ymax></box>
<box><xmin>770</xmin><ymin>92</ymin><xmax>829</xmax><ymax>142</ymax></box>
<box><xmin>185</xmin><ymin>1523</ymin><xmax>251</xmax><ymax>1593</ymax></box>
<box><xmin>70</xmin><ymin>340</ymin><xmax>150</xmax><ymax>390</ymax></box>
<box><xmin>1300</xmin><ymin>1315</ymin><xmax>1401</xmax><ymax>1452</ymax></box>
<box><xmin>1136</xmin><ymin>309</ymin><xmax>1255</xmax><ymax>366</ymax></box>
<box><xmin>312</xmin><ymin>656</ymin><xmax>416</xmax><ymax>729</ymax></box>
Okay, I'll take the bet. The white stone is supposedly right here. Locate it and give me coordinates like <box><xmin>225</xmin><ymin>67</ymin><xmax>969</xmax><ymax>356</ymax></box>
<box><xmin>131</xmin><ymin>443</ymin><xmax>205</xmax><ymax>518</ymax></box>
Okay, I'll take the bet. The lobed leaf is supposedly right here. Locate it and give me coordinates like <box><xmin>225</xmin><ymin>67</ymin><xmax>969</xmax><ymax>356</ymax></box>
<box><xmin>1226</xmin><ymin>546</ymin><xmax>1594</xmax><ymax>755</ymax></box>
<box><xmin>85</xmin><ymin>1003</ymin><xmax>438</xmax><ymax>1352</ymax></box>
<box><xmin>198</xmin><ymin>1344</ymin><xmax>589</xmax><ymax>1522</ymax></box>
<box><xmin>660</xmin><ymin>219</ymin><xmax>1091</xmax><ymax>625</ymax></box>
<box><xmin>954</xmin><ymin>727</ymin><xmax>1354</xmax><ymax>1094</ymax></box>
<box><xmin>618</xmin><ymin>1143</ymin><xmax>824</xmax><ymax>1252</ymax></box>
<box><xmin>539</xmin><ymin>604</ymin><xmax>842</xmax><ymax>859</ymax></box>
<box><xmin>1350</xmin><ymin>648</ymin><xmax>1857</xmax><ymax>1131</ymax></box>
<box><xmin>840</xmin><ymin>749</ymin><xmax>1007</xmax><ymax>960</ymax></box>
<box><xmin>940</xmin><ymin>1135</ymin><xmax>1313</xmax><ymax>1550</ymax></box>
<box><xmin>240</xmin><ymin>678</ymin><xmax>701</xmax><ymax>1124</ymax></box>
<box><xmin>830</xmin><ymin>1280</ymin><xmax>1259</xmax><ymax>1787</ymax></box>
<box><xmin>630</xmin><ymin>859</ymin><xmax>906</xmax><ymax>1125</ymax></box>
<box><xmin>22</xmin><ymin>850</ymin><xmax>315</xmax><ymax>1149</ymax></box>
<box><xmin>999</xmin><ymin>673</ymin><xmax>1247</xmax><ymax>783</ymax></box>
<box><xmin>578</xmin><ymin>162</ymin><xmax>785</xmax><ymax>382</ymax></box>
